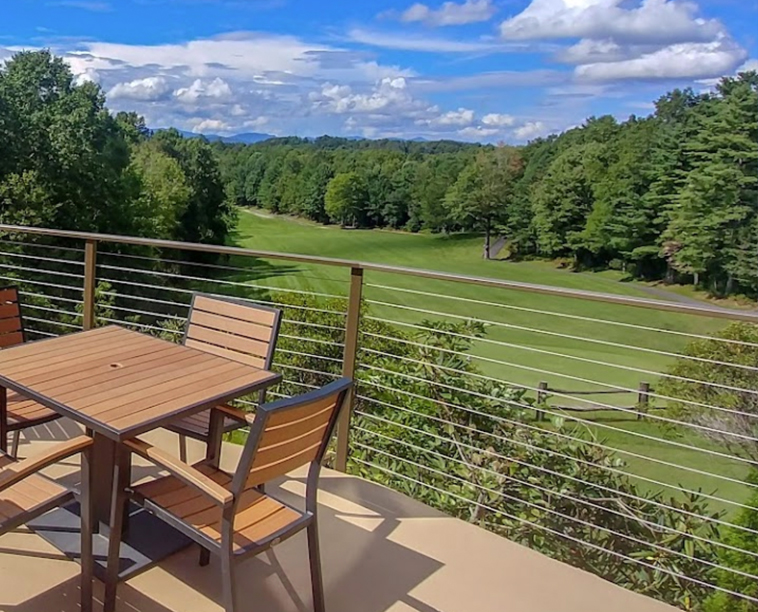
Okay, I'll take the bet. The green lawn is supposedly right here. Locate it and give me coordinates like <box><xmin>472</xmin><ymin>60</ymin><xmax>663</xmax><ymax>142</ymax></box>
<box><xmin>230</xmin><ymin>209</ymin><xmax>751</xmax><ymax>515</ymax></box>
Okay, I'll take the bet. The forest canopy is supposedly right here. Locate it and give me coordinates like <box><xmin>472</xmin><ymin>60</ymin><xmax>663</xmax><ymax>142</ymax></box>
<box><xmin>215</xmin><ymin>71</ymin><xmax>758</xmax><ymax>297</ymax></box>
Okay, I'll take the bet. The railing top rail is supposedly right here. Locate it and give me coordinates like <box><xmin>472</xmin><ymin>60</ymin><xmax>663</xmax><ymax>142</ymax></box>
<box><xmin>2</xmin><ymin>223</ymin><xmax>758</xmax><ymax>323</ymax></box>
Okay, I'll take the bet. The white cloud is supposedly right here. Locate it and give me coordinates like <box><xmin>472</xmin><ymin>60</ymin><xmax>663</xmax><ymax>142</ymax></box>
<box><xmin>399</xmin><ymin>0</ymin><xmax>496</xmax><ymax>26</ymax></box>
<box><xmin>458</xmin><ymin>125</ymin><xmax>500</xmax><ymax>139</ymax></box>
<box><xmin>576</xmin><ymin>38</ymin><xmax>746</xmax><ymax>81</ymax></box>
<box><xmin>193</xmin><ymin>118</ymin><xmax>230</xmax><ymax>134</ymax></box>
<box><xmin>419</xmin><ymin>107</ymin><xmax>476</xmax><ymax>127</ymax></box>
<box><xmin>500</xmin><ymin>0</ymin><xmax>723</xmax><ymax>45</ymax></box>
<box><xmin>738</xmin><ymin>59</ymin><xmax>758</xmax><ymax>73</ymax></box>
<box><xmin>513</xmin><ymin>121</ymin><xmax>549</xmax><ymax>140</ymax></box>
<box><xmin>346</xmin><ymin>28</ymin><xmax>504</xmax><ymax>53</ymax></box>
<box><xmin>499</xmin><ymin>1</ymin><xmax>746</xmax><ymax>84</ymax></box>
<box><xmin>559</xmin><ymin>38</ymin><xmax>638</xmax><ymax>64</ymax></box>
<box><xmin>313</xmin><ymin>77</ymin><xmax>431</xmax><ymax>116</ymax></box>
<box><xmin>108</xmin><ymin>76</ymin><xmax>171</xmax><ymax>101</ymax></box>
<box><xmin>175</xmin><ymin>78</ymin><xmax>233</xmax><ymax>103</ymax></box>
<box><xmin>482</xmin><ymin>113</ymin><xmax>516</xmax><ymax>127</ymax></box>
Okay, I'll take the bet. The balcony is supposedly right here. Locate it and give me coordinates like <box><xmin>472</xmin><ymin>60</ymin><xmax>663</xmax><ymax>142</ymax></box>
<box><xmin>1</xmin><ymin>428</ymin><xmax>675</xmax><ymax>612</ymax></box>
<box><xmin>1</xmin><ymin>224</ymin><xmax>756</xmax><ymax>611</ymax></box>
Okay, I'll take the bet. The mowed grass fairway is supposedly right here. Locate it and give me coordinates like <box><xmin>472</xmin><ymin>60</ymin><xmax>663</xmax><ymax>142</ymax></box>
<box><xmin>230</xmin><ymin>209</ymin><xmax>751</xmax><ymax>514</ymax></box>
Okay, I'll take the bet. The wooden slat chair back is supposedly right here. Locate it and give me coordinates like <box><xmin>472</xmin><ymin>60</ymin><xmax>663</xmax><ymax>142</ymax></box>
<box><xmin>184</xmin><ymin>294</ymin><xmax>281</xmax><ymax>370</ymax></box>
<box><xmin>122</xmin><ymin>378</ymin><xmax>353</xmax><ymax>612</ymax></box>
<box><xmin>168</xmin><ymin>294</ymin><xmax>282</xmax><ymax>458</ymax></box>
<box><xmin>0</xmin><ymin>286</ymin><xmax>61</xmax><ymax>456</ymax></box>
<box><xmin>0</xmin><ymin>286</ymin><xmax>25</xmax><ymax>348</ymax></box>
<box><xmin>235</xmin><ymin>382</ymin><xmax>348</xmax><ymax>494</ymax></box>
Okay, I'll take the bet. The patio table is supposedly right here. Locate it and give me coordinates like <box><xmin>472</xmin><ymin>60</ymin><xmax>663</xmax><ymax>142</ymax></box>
<box><xmin>0</xmin><ymin>324</ymin><xmax>281</xmax><ymax>580</ymax></box>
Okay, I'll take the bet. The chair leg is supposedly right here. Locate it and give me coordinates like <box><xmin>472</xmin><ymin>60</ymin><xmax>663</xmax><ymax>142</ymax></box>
<box><xmin>80</xmin><ymin>445</ymin><xmax>94</xmax><ymax>612</ymax></box>
<box><xmin>0</xmin><ymin>387</ymin><xmax>8</xmax><ymax>455</ymax></box>
<box><xmin>199</xmin><ymin>546</ymin><xmax>211</xmax><ymax>567</ymax></box>
<box><xmin>220</xmin><ymin>541</ymin><xmax>237</xmax><ymax>612</ymax></box>
<box><xmin>307</xmin><ymin>519</ymin><xmax>326</xmax><ymax>612</ymax></box>
<box><xmin>179</xmin><ymin>434</ymin><xmax>188</xmax><ymax>463</ymax></box>
<box><xmin>10</xmin><ymin>430</ymin><xmax>20</xmax><ymax>458</ymax></box>
<box><xmin>104</xmin><ymin>449</ymin><xmax>129</xmax><ymax>612</ymax></box>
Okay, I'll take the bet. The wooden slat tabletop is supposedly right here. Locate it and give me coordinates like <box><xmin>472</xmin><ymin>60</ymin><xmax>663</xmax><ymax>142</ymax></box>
<box><xmin>0</xmin><ymin>326</ymin><xmax>281</xmax><ymax>440</ymax></box>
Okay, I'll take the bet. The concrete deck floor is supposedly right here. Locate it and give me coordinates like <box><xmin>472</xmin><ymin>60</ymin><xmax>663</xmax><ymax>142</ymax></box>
<box><xmin>0</xmin><ymin>419</ymin><xmax>676</xmax><ymax>612</ymax></box>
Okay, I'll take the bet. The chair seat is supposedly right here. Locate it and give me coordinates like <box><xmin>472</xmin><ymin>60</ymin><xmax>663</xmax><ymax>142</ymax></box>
<box><xmin>133</xmin><ymin>463</ymin><xmax>302</xmax><ymax>554</ymax></box>
<box><xmin>6</xmin><ymin>390</ymin><xmax>60</xmax><ymax>430</ymax></box>
<box><xmin>0</xmin><ymin>455</ymin><xmax>71</xmax><ymax>528</ymax></box>
<box><xmin>165</xmin><ymin>407</ymin><xmax>249</xmax><ymax>440</ymax></box>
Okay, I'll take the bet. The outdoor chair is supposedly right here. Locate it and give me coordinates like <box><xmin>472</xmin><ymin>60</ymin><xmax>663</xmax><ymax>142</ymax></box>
<box><xmin>0</xmin><ymin>434</ymin><xmax>94</xmax><ymax>611</ymax></box>
<box><xmin>167</xmin><ymin>293</ymin><xmax>282</xmax><ymax>461</ymax></box>
<box><xmin>0</xmin><ymin>286</ymin><xmax>63</xmax><ymax>456</ymax></box>
<box><xmin>105</xmin><ymin>377</ymin><xmax>352</xmax><ymax>612</ymax></box>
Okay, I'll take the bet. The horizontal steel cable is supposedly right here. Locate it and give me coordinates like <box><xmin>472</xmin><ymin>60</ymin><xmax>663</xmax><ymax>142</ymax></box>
<box><xmin>0</xmin><ymin>239</ymin><xmax>84</xmax><ymax>254</ymax></box>
<box><xmin>353</xmin><ymin>435</ymin><xmax>758</xmax><ymax>576</ymax></box>
<box><xmin>0</xmin><ymin>251</ymin><xmax>84</xmax><ymax>267</ymax></box>
<box><xmin>0</xmin><ymin>275</ymin><xmax>83</xmax><ymax>292</ymax></box>
<box><xmin>20</xmin><ymin>291</ymin><xmax>82</xmax><ymax>306</ymax></box>
<box><xmin>100</xmin><ymin>250</ymin><xmax>348</xmax><ymax>285</ymax></box>
<box><xmin>351</xmin><ymin>457</ymin><xmax>758</xmax><ymax>606</ymax></box>
<box><xmin>100</xmin><ymin>284</ymin><xmax>344</xmax><ymax>317</ymax></box>
<box><xmin>359</xmin><ymin>360</ymin><xmax>758</xmax><ymax>447</ymax></box>
<box><xmin>360</xmin><ymin>343</ymin><xmax>758</xmax><ymax>423</ymax></box>
<box><xmin>366</xmin><ymin>282</ymin><xmax>758</xmax><ymax>349</ymax></box>
<box><xmin>356</xmin><ymin>392</ymin><xmax>757</xmax><ymax>514</ymax></box>
<box><xmin>366</xmin><ymin>298</ymin><xmax>758</xmax><ymax>375</ymax></box>
<box><xmin>97</xmin><ymin>263</ymin><xmax>345</xmax><ymax>300</ymax></box>
<box><xmin>364</xmin><ymin>318</ymin><xmax>758</xmax><ymax>404</ymax></box>
<box><xmin>20</xmin><ymin>304</ymin><xmax>79</xmax><ymax>318</ymax></box>
<box><xmin>23</xmin><ymin>316</ymin><xmax>80</xmax><ymax>330</ymax></box>
<box><xmin>359</xmin><ymin>376</ymin><xmax>758</xmax><ymax>481</ymax></box>
<box><xmin>0</xmin><ymin>262</ymin><xmax>84</xmax><ymax>280</ymax></box>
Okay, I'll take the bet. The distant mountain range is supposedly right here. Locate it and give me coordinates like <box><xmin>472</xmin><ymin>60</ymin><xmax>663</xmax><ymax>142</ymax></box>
<box><xmin>163</xmin><ymin>129</ymin><xmax>275</xmax><ymax>144</ymax></box>
<box><xmin>153</xmin><ymin>128</ymin><xmax>430</xmax><ymax>145</ymax></box>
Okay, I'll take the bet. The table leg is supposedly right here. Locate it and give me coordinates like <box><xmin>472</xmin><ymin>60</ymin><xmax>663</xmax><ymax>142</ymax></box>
<box><xmin>91</xmin><ymin>434</ymin><xmax>131</xmax><ymax>526</ymax></box>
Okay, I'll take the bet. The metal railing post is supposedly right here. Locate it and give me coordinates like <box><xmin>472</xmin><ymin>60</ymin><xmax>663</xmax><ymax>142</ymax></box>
<box><xmin>82</xmin><ymin>239</ymin><xmax>98</xmax><ymax>330</ymax></box>
<box><xmin>335</xmin><ymin>266</ymin><xmax>364</xmax><ymax>472</ymax></box>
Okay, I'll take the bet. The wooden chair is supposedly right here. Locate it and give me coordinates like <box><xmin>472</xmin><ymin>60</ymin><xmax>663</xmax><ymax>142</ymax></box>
<box><xmin>167</xmin><ymin>293</ymin><xmax>282</xmax><ymax>461</ymax></box>
<box><xmin>0</xmin><ymin>286</ymin><xmax>62</xmax><ymax>456</ymax></box>
<box><xmin>105</xmin><ymin>377</ymin><xmax>353</xmax><ymax>612</ymax></box>
<box><xmin>0</xmin><ymin>434</ymin><xmax>94</xmax><ymax>611</ymax></box>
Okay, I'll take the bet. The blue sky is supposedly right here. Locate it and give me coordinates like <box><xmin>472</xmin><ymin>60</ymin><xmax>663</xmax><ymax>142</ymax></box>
<box><xmin>2</xmin><ymin>0</ymin><xmax>757</xmax><ymax>142</ymax></box>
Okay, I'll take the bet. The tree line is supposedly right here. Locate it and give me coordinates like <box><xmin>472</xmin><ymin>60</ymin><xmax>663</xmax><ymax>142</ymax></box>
<box><xmin>0</xmin><ymin>51</ymin><xmax>233</xmax><ymax>248</ymax></box>
<box><xmin>216</xmin><ymin>71</ymin><xmax>758</xmax><ymax>297</ymax></box>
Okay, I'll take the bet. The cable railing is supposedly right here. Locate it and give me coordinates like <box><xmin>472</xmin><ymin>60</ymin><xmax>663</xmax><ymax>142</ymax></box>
<box><xmin>1</xmin><ymin>223</ymin><xmax>758</xmax><ymax>611</ymax></box>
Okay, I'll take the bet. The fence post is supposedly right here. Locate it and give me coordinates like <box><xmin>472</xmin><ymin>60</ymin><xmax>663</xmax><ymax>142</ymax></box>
<box><xmin>536</xmin><ymin>381</ymin><xmax>549</xmax><ymax>422</ymax></box>
<box><xmin>82</xmin><ymin>239</ymin><xmax>98</xmax><ymax>330</ymax></box>
<box><xmin>637</xmin><ymin>381</ymin><xmax>650</xmax><ymax>420</ymax></box>
<box><xmin>335</xmin><ymin>266</ymin><xmax>364</xmax><ymax>472</ymax></box>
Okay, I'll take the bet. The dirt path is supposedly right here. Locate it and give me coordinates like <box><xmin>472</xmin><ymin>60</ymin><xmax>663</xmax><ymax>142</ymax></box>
<box><xmin>632</xmin><ymin>283</ymin><xmax>758</xmax><ymax>315</ymax></box>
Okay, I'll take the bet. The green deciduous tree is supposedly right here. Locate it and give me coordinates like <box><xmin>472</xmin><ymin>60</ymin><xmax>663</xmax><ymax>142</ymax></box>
<box><xmin>445</xmin><ymin>147</ymin><xmax>523</xmax><ymax>258</ymax></box>
<box><xmin>324</xmin><ymin>171</ymin><xmax>368</xmax><ymax>226</ymax></box>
